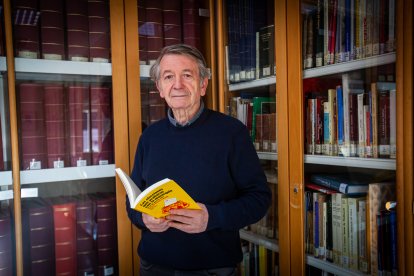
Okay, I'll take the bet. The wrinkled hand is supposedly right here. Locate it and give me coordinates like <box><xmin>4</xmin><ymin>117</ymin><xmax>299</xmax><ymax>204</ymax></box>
<box><xmin>165</xmin><ymin>203</ymin><xmax>209</xmax><ymax>233</ymax></box>
<box><xmin>142</xmin><ymin>213</ymin><xmax>170</xmax><ymax>232</ymax></box>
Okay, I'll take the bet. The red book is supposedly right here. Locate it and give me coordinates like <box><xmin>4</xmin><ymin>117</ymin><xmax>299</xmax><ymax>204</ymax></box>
<box><xmin>51</xmin><ymin>198</ymin><xmax>77</xmax><ymax>276</ymax></box>
<box><xmin>88</xmin><ymin>0</ymin><xmax>111</xmax><ymax>62</ymax></box>
<box><xmin>138</xmin><ymin>0</ymin><xmax>148</xmax><ymax>64</ymax></box>
<box><xmin>145</xmin><ymin>1</ymin><xmax>163</xmax><ymax>64</ymax></box>
<box><xmin>0</xmin><ymin>206</ymin><xmax>13</xmax><ymax>276</ymax></box>
<box><xmin>0</xmin><ymin>114</ymin><xmax>4</xmax><ymax>170</ymax></box>
<box><xmin>21</xmin><ymin>198</ymin><xmax>55</xmax><ymax>276</ymax></box>
<box><xmin>93</xmin><ymin>193</ymin><xmax>118</xmax><ymax>276</ymax></box>
<box><xmin>378</xmin><ymin>89</ymin><xmax>390</xmax><ymax>158</ymax></box>
<box><xmin>39</xmin><ymin>0</ymin><xmax>65</xmax><ymax>60</ymax></box>
<box><xmin>13</xmin><ymin>0</ymin><xmax>40</xmax><ymax>58</ymax></box>
<box><xmin>148</xmin><ymin>90</ymin><xmax>166</xmax><ymax>124</ymax></box>
<box><xmin>162</xmin><ymin>0</ymin><xmax>182</xmax><ymax>46</ymax></box>
<box><xmin>66</xmin><ymin>0</ymin><xmax>89</xmax><ymax>61</ymax></box>
<box><xmin>75</xmin><ymin>196</ymin><xmax>97</xmax><ymax>275</ymax></box>
<box><xmin>18</xmin><ymin>83</ymin><xmax>47</xmax><ymax>170</ymax></box>
<box><xmin>44</xmin><ymin>84</ymin><xmax>67</xmax><ymax>168</ymax></box>
<box><xmin>68</xmin><ymin>85</ymin><xmax>91</xmax><ymax>167</ymax></box>
<box><xmin>90</xmin><ymin>85</ymin><xmax>113</xmax><ymax>165</ymax></box>
<box><xmin>182</xmin><ymin>0</ymin><xmax>201</xmax><ymax>49</ymax></box>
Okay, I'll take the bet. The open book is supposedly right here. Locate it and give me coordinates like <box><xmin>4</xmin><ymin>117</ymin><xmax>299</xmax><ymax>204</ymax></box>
<box><xmin>115</xmin><ymin>168</ymin><xmax>201</xmax><ymax>218</ymax></box>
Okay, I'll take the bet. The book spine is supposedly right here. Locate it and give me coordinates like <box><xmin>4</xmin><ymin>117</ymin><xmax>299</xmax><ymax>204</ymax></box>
<box><xmin>40</xmin><ymin>0</ymin><xmax>65</xmax><ymax>60</ymax></box>
<box><xmin>336</xmin><ymin>85</ymin><xmax>344</xmax><ymax>156</ymax></box>
<box><xmin>389</xmin><ymin>210</ymin><xmax>397</xmax><ymax>275</ymax></box>
<box><xmin>323</xmin><ymin>101</ymin><xmax>330</xmax><ymax>155</ymax></box>
<box><xmin>182</xmin><ymin>0</ymin><xmax>200</xmax><ymax>49</ymax></box>
<box><xmin>13</xmin><ymin>0</ymin><xmax>40</xmax><ymax>58</ymax></box>
<box><xmin>138</xmin><ymin>0</ymin><xmax>148</xmax><ymax>65</ymax></box>
<box><xmin>0</xmin><ymin>207</ymin><xmax>13</xmax><ymax>275</ymax></box>
<box><xmin>88</xmin><ymin>0</ymin><xmax>111</xmax><ymax>63</ymax></box>
<box><xmin>389</xmin><ymin>89</ymin><xmax>396</xmax><ymax>159</ymax></box>
<box><xmin>313</xmin><ymin>192</ymin><xmax>320</xmax><ymax>257</ymax></box>
<box><xmin>146</xmin><ymin>1</ymin><xmax>163</xmax><ymax>64</ymax></box>
<box><xmin>162</xmin><ymin>0</ymin><xmax>182</xmax><ymax>46</ymax></box>
<box><xmin>358</xmin><ymin>199</ymin><xmax>369</xmax><ymax>273</ymax></box>
<box><xmin>44</xmin><ymin>84</ymin><xmax>67</xmax><ymax>169</ymax></box>
<box><xmin>378</xmin><ymin>89</ymin><xmax>390</xmax><ymax>158</ymax></box>
<box><xmin>348</xmin><ymin>197</ymin><xmax>359</xmax><ymax>270</ymax></box>
<box><xmin>371</xmin><ymin>82</ymin><xmax>379</xmax><ymax>158</ymax></box>
<box><xmin>66</xmin><ymin>0</ymin><xmax>90</xmax><ymax>61</ymax></box>
<box><xmin>325</xmin><ymin>196</ymin><xmax>333</xmax><ymax>262</ymax></box>
<box><xmin>0</xmin><ymin>112</ymin><xmax>4</xmax><ymax>171</ymax></box>
<box><xmin>332</xmin><ymin>193</ymin><xmax>343</xmax><ymax>265</ymax></box>
<box><xmin>341</xmin><ymin>197</ymin><xmax>349</xmax><ymax>268</ymax></box>
<box><xmin>18</xmin><ymin>83</ymin><xmax>47</xmax><ymax>170</ymax></box>
<box><xmin>328</xmin><ymin>89</ymin><xmax>337</xmax><ymax>156</ymax></box>
<box><xmin>357</xmin><ymin>92</ymin><xmax>365</xmax><ymax>157</ymax></box>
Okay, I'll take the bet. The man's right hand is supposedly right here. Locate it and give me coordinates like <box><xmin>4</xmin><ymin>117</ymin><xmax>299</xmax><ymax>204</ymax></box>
<box><xmin>142</xmin><ymin>213</ymin><xmax>170</xmax><ymax>232</ymax></box>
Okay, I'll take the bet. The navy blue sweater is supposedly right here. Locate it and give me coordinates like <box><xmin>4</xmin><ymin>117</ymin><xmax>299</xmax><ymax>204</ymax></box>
<box><xmin>127</xmin><ymin>108</ymin><xmax>271</xmax><ymax>270</ymax></box>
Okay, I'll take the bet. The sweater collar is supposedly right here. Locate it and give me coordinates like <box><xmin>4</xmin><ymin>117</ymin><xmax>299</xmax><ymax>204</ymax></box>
<box><xmin>167</xmin><ymin>101</ymin><xmax>205</xmax><ymax>127</ymax></box>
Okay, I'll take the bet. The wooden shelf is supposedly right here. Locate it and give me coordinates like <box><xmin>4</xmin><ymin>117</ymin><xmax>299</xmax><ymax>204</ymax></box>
<box><xmin>0</xmin><ymin>171</ymin><xmax>12</xmax><ymax>186</ymax></box>
<box><xmin>228</xmin><ymin>76</ymin><xmax>276</xmax><ymax>91</ymax></box>
<box><xmin>240</xmin><ymin>229</ymin><xmax>279</xmax><ymax>252</ymax></box>
<box><xmin>304</xmin><ymin>155</ymin><xmax>396</xmax><ymax>170</ymax></box>
<box><xmin>306</xmin><ymin>255</ymin><xmax>367</xmax><ymax>276</ymax></box>
<box><xmin>303</xmin><ymin>53</ymin><xmax>396</xmax><ymax>79</ymax></box>
<box><xmin>257</xmin><ymin>151</ymin><xmax>278</xmax><ymax>161</ymax></box>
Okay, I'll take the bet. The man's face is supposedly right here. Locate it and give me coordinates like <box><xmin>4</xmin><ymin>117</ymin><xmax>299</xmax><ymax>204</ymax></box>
<box><xmin>156</xmin><ymin>54</ymin><xmax>208</xmax><ymax>112</ymax></box>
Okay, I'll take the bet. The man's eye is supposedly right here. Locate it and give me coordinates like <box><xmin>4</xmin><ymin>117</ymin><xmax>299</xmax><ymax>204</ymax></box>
<box><xmin>183</xmin><ymin>74</ymin><xmax>192</xmax><ymax>79</ymax></box>
<box><xmin>164</xmin><ymin>75</ymin><xmax>174</xmax><ymax>80</ymax></box>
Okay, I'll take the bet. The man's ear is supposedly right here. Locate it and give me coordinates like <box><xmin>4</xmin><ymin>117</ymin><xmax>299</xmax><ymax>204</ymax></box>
<box><xmin>156</xmin><ymin>82</ymin><xmax>165</xmax><ymax>98</ymax></box>
<box><xmin>200</xmin><ymin>78</ymin><xmax>208</xmax><ymax>96</ymax></box>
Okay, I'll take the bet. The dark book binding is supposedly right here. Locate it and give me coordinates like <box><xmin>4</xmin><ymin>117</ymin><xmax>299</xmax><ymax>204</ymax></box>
<box><xmin>18</xmin><ymin>83</ymin><xmax>47</xmax><ymax>170</ymax></box>
<box><xmin>90</xmin><ymin>86</ymin><xmax>113</xmax><ymax>165</ymax></box>
<box><xmin>68</xmin><ymin>85</ymin><xmax>91</xmax><ymax>167</ymax></box>
<box><xmin>0</xmin><ymin>113</ymin><xmax>4</xmax><ymax>170</ymax></box>
<box><xmin>66</xmin><ymin>0</ymin><xmax>89</xmax><ymax>61</ymax></box>
<box><xmin>162</xmin><ymin>0</ymin><xmax>182</xmax><ymax>46</ymax></box>
<box><xmin>145</xmin><ymin>1</ymin><xmax>163</xmax><ymax>64</ymax></box>
<box><xmin>148</xmin><ymin>90</ymin><xmax>166</xmax><ymax>124</ymax></box>
<box><xmin>44</xmin><ymin>84</ymin><xmax>67</xmax><ymax>168</ymax></box>
<box><xmin>181</xmin><ymin>0</ymin><xmax>201</xmax><ymax>49</ymax></box>
<box><xmin>21</xmin><ymin>198</ymin><xmax>55</xmax><ymax>276</ymax></box>
<box><xmin>39</xmin><ymin>0</ymin><xmax>65</xmax><ymax>60</ymax></box>
<box><xmin>88</xmin><ymin>0</ymin><xmax>110</xmax><ymax>62</ymax></box>
<box><xmin>0</xmin><ymin>206</ymin><xmax>13</xmax><ymax>276</ymax></box>
<box><xmin>138</xmin><ymin>0</ymin><xmax>148</xmax><ymax>64</ymax></box>
<box><xmin>13</xmin><ymin>0</ymin><xmax>40</xmax><ymax>58</ymax></box>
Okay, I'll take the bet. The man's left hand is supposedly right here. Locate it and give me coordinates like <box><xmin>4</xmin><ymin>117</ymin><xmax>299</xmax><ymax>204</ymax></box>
<box><xmin>165</xmin><ymin>203</ymin><xmax>208</xmax><ymax>233</ymax></box>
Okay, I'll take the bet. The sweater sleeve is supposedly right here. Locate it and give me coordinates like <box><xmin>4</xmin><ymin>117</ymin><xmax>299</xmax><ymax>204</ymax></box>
<box><xmin>206</xmin><ymin>125</ymin><xmax>272</xmax><ymax>231</ymax></box>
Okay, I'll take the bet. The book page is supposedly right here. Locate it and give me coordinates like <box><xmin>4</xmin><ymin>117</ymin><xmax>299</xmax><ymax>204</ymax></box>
<box><xmin>115</xmin><ymin>168</ymin><xmax>142</xmax><ymax>208</ymax></box>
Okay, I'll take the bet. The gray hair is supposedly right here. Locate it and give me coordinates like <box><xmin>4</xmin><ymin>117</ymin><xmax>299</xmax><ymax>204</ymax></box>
<box><xmin>149</xmin><ymin>44</ymin><xmax>211</xmax><ymax>84</ymax></box>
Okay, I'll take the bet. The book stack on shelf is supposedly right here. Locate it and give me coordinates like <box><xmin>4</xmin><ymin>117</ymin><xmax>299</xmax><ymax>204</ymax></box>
<box><xmin>304</xmin><ymin>173</ymin><xmax>397</xmax><ymax>275</ymax></box>
<box><xmin>12</xmin><ymin>0</ymin><xmax>111</xmax><ymax>62</ymax></box>
<box><xmin>140</xmin><ymin>80</ymin><xmax>167</xmax><ymax>129</ymax></box>
<box><xmin>228</xmin><ymin>95</ymin><xmax>277</xmax><ymax>153</ymax></box>
<box><xmin>138</xmin><ymin>0</ymin><xmax>202</xmax><ymax>65</ymax></box>
<box><xmin>304</xmin><ymin>73</ymin><xmax>396</xmax><ymax>159</ymax></box>
<box><xmin>0</xmin><ymin>206</ymin><xmax>13</xmax><ymax>276</ymax></box>
<box><xmin>226</xmin><ymin>0</ymin><xmax>275</xmax><ymax>84</ymax></box>
<box><xmin>0</xmin><ymin>113</ymin><xmax>4</xmax><ymax>171</ymax></box>
<box><xmin>240</xmin><ymin>240</ymin><xmax>279</xmax><ymax>276</ymax></box>
<box><xmin>17</xmin><ymin>82</ymin><xmax>114</xmax><ymax>170</ymax></box>
<box><xmin>302</xmin><ymin>0</ymin><xmax>396</xmax><ymax>69</ymax></box>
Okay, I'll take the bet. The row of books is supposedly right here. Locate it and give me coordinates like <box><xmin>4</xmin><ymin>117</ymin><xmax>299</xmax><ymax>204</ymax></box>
<box><xmin>0</xmin><ymin>193</ymin><xmax>118</xmax><ymax>276</ymax></box>
<box><xmin>240</xmin><ymin>241</ymin><xmax>279</xmax><ymax>276</ymax></box>
<box><xmin>228</xmin><ymin>96</ymin><xmax>277</xmax><ymax>153</ymax></box>
<box><xmin>305</xmin><ymin>175</ymin><xmax>396</xmax><ymax>275</ymax></box>
<box><xmin>226</xmin><ymin>0</ymin><xmax>275</xmax><ymax>83</ymax></box>
<box><xmin>0</xmin><ymin>112</ymin><xmax>4</xmax><ymax>171</ymax></box>
<box><xmin>140</xmin><ymin>81</ymin><xmax>167</xmax><ymax>129</ymax></box>
<box><xmin>13</xmin><ymin>0</ymin><xmax>110</xmax><ymax>62</ymax></box>
<box><xmin>138</xmin><ymin>0</ymin><xmax>202</xmax><ymax>65</ymax></box>
<box><xmin>18</xmin><ymin>82</ymin><xmax>113</xmax><ymax>170</ymax></box>
<box><xmin>302</xmin><ymin>0</ymin><xmax>396</xmax><ymax>69</ymax></box>
<box><xmin>305</xmin><ymin>75</ymin><xmax>396</xmax><ymax>158</ymax></box>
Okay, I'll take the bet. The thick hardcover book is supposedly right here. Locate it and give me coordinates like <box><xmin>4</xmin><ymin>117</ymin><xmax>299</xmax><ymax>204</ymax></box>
<box><xmin>90</xmin><ymin>85</ymin><xmax>113</xmax><ymax>165</ymax></box>
<box><xmin>66</xmin><ymin>0</ymin><xmax>89</xmax><ymax>61</ymax></box>
<box><xmin>116</xmin><ymin>168</ymin><xmax>201</xmax><ymax>218</ymax></box>
<box><xmin>68</xmin><ymin>85</ymin><xmax>91</xmax><ymax>167</ymax></box>
<box><xmin>182</xmin><ymin>0</ymin><xmax>201</xmax><ymax>49</ymax></box>
<box><xmin>18</xmin><ymin>83</ymin><xmax>47</xmax><ymax>170</ymax></box>
<box><xmin>367</xmin><ymin>182</ymin><xmax>396</xmax><ymax>275</ymax></box>
<box><xmin>148</xmin><ymin>90</ymin><xmax>167</xmax><ymax>124</ymax></box>
<box><xmin>331</xmin><ymin>193</ymin><xmax>344</xmax><ymax>266</ymax></box>
<box><xmin>251</xmin><ymin>97</ymin><xmax>276</xmax><ymax>149</ymax></box>
<box><xmin>0</xmin><ymin>206</ymin><xmax>13</xmax><ymax>276</ymax></box>
<box><xmin>138</xmin><ymin>0</ymin><xmax>148</xmax><ymax>64</ymax></box>
<box><xmin>21</xmin><ymin>198</ymin><xmax>55</xmax><ymax>276</ymax></box>
<box><xmin>74</xmin><ymin>195</ymin><xmax>97</xmax><ymax>275</ymax></box>
<box><xmin>310</xmin><ymin>173</ymin><xmax>371</xmax><ymax>195</ymax></box>
<box><xmin>145</xmin><ymin>1</ymin><xmax>163</xmax><ymax>64</ymax></box>
<box><xmin>50</xmin><ymin>197</ymin><xmax>77</xmax><ymax>276</ymax></box>
<box><xmin>92</xmin><ymin>193</ymin><xmax>118</xmax><ymax>276</ymax></box>
<box><xmin>0</xmin><ymin>113</ymin><xmax>4</xmax><ymax>170</ymax></box>
<box><xmin>44</xmin><ymin>84</ymin><xmax>67</xmax><ymax>168</ymax></box>
<box><xmin>162</xmin><ymin>0</ymin><xmax>182</xmax><ymax>46</ymax></box>
<box><xmin>13</xmin><ymin>0</ymin><xmax>40</xmax><ymax>58</ymax></box>
<box><xmin>40</xmin><ymin>0</ymin><xmax>65</xmax><ymax>60</ymax></box>
<box><xmin>347</xmin><ymin>197</ymin><xmax>364</xmax><ymax>270</ymax></box>
<box><xmin>88</xmin><ymin>0</ymin><xmax>111</xmax><ymax>62</ymax></box>
<box><xmin>258</xmin><ymin>25</ymin><xmax>275</xmax><ymax>78</ymax></box>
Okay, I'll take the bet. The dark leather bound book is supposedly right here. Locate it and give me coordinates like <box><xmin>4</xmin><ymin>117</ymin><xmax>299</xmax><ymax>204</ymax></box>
<box><xmin>182</xmin><ymin>0</ymin><xmax>201</xmax><ymax>49</ymax></box>
<box><xmin>138</xmin><ymin>0</ymin><xmax>148</xmax><ymax>64</ymax></box>
<box><xmin>18</xmin><ymin>83</ymin><xmax>47</xmax><ymax>170</ymax></box>
<box><xmin>0</xmin><ymin>114</ymin><xmax>4</xmax><ymax>171</ymax></box>
<box><xmin>145</xmin><ymin>1</ymin><xmax>163</xmax><ymax>64</ymax></box>
<box><xmin>13</xmin><ymin>0</ymin><xmax>40</xmax><ymax>58</ymax></box>
<box><xmin>90</xmin><ymin>86</ymin><xmax>113</xmax><ymax>165</ymax></box>
<box><xmin>0</xmin><ymin>206</ymin><xmax>13</xmax><ymax>276</ymax></box>
<box><xmin>148</xmin><ymin>90</ymin><xmax>166</xmax><ymax>124</ymax></box>
<box><xmin>66</xmin><ymin>0</ymin><xmax>89</xmax><ymax>61</ymax></box>
<box><xmin>21</xmin><ymin>198</ymin><xmax>55</xmax><ymax>276</ymax></box>
<box><xmin>68</xmin><ymin>85</ymin><xmax>91</xmax><ymax>167</ymax></box>
<box><xmin>162</xmin><ymin>0</ymin><xmax>182</xmax><ymax>46</ymax></box>
<box><xmin>44</xmin><ymin>84</ymin><xmax>67</xmax><ymax>168</ymax></box>
<box><xmin>50</xmin><ymin>197</ymin><xmax>77</xmax><ymax>276</ymax></box>
<box><xmin>88</xmin><ymin>0</ymin><xmax>110</xmax><ymax>62</ymax></box>
<box><xmin>39</xmin><ymin>0</ymin><xmax>65</xmax><ymax>60</ymax></box>
<box><xmin>74</xmin><ymin>195</ymin><xmax>97</xmax><ymax>275</ymax></box>
<box><xmin>92</xmin><ymin>193</ymin><xmax>118</xmax><ymax>276</ymax></box>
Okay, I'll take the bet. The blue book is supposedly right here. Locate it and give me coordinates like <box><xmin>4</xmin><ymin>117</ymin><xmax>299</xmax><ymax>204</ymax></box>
<box><xmin>389</xmin><ymin>210</ymin><xmax>398</xmax><ymax>275</ymax></box>
<box><xmin>336</xmin><ymin>85</ymin><xmax>344</xmax><ymax>156</ymax></box>
<box><xmin>310</xmin><ymin>173</ymin><xmax>371</xmax><ymax>195</ymax></box>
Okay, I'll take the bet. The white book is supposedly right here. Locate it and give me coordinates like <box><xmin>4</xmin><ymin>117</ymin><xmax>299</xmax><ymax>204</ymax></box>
<box><xmin>358</xmin><ymin>199</ymin><xmax>368</xmax><ymax>273</ymax></box>
<box><xmin>332</xmin><ymin>193</ymin><xmax>344</xmax><ymax>265</ymax></box>
<box><xmin>341</xmin><ymin>197</ymin><xmax>349</xmax><ymax>268</ymax></box>
<box><xmin>348</xmin><ymin>197</ymin><xmax>362</xmax><ymax>270</ymax></box>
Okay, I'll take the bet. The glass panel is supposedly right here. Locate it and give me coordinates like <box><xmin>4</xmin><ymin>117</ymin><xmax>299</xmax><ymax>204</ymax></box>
<box><xmin>225</xmin><ymin>0</ymin><xmax>279</xmax><ymax>274</ymax></box>
<box><xmin>301</xmin><ymin>0</ymin><xmax>397</xmax><ymax>275</ymax></box>
<box><xmin>11</xmin><ymin>0</ymin><xmax>118</xmax><ymax>275</ymax></box>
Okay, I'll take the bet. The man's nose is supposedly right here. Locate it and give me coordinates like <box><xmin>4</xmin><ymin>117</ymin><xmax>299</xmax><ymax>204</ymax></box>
<box><xmin>173</xmin><ymin>77</ymin><xmax>184</xmax><ymax>88</ymax></box>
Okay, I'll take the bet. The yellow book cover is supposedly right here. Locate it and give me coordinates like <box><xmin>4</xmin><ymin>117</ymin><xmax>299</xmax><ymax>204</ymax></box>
<box><xmin>115</xmin><ymin>168</ymin><xmax>201</xmax><ymax>218</ymax></box>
